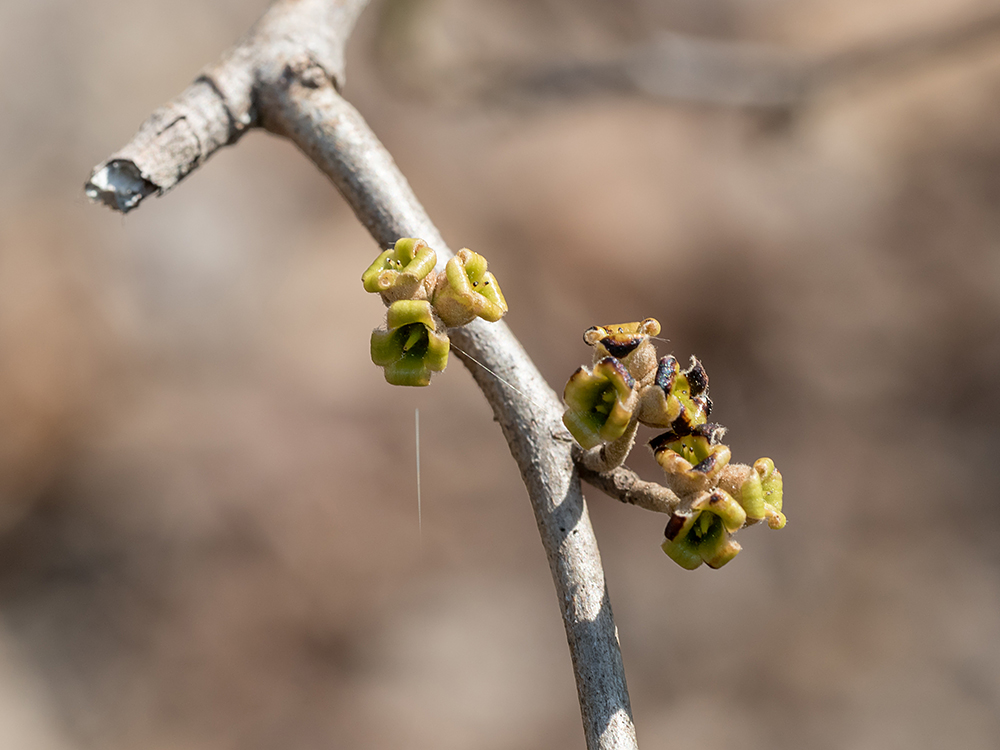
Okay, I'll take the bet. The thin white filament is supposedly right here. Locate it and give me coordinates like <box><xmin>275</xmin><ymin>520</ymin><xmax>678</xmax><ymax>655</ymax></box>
<box><xmin>415</xmin><ymin>407</ymin><xmax>422</xmax><ymax>542</ymax></box>
<box><xmin>449</xmin><ymin>342</ymin><xmax>548</xmax><ymax>411</ymax></box>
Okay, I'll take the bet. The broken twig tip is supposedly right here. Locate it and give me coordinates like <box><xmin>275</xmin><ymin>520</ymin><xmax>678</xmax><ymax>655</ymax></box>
<box><xmin>84</xmin><ymin>159</ymin><xmax>159</xmax><ymax>213</ymax></box>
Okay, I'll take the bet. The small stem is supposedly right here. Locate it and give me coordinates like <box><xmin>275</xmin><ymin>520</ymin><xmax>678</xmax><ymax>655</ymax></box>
<box><xmin>573</xmin><ymin>451</ymin><xmax>681</xmax><ymax>516</ymax></box>
<box><xmin>580</xmin><ymin>420</ymin><xmax>639</xmax><ymax>474</ymax></box>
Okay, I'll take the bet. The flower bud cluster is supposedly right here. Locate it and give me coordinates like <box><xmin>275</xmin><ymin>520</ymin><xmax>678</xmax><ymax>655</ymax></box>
<box><xmin>562</xmin><ymin>318</ymin><xmax>785</xmax><ymax>570</ymax></box>
<box><xmin>362</xmin><ymin>239</ymin><xmax>508</xmax><ymax>386</ymax></box>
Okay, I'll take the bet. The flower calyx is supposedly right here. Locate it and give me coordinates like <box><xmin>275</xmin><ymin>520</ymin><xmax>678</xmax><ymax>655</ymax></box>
<box><xmin>650</xmin><ymin>422</ymin><xmax>732</xmax><ymax>496</ymax></box>
<box><xmin>636</xmin><ymin>354</ymin><xmax>712</xmax><ymax>430</ymax></box>
<box><xmin>661</xmin><ymin>488</ymin><xmax>746</xmax><ymax>570</ymax></box>
<box><xmin>584</xmin><ymin>318</ymin><xmax>661</xmax><ymax>384</ymax></box>
<box><xmin>370</xmin><ymin>300</ymin><xmax>450</xmax><ymax>387</ymax></box>
<box><xmin>432</xmin><ymin>248</ymin><xmax>508</xmax><ymax>327</ymax></box>
<box><xmin>562</xmin><ymin>357</ymin><xmax>637</xmax><ymax>450</ymax></box>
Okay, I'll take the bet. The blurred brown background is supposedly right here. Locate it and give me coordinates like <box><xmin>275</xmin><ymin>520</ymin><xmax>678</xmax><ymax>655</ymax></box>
<box><xmin>2</xmin><ymin>0</ymin><xmax>1000</xmax><ymax>747</ymax></box>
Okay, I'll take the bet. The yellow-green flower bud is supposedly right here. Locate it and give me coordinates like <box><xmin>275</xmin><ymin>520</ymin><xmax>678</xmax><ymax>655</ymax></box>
<box><xmin>650</xmin><ymin>423</ymin><xmax>731</xmax><ymax>495</ymax></box>
<box><xmin>562</xmin><ymin>357</ymin><xmax>637</xmax><ymax>449</ymax></box>
<box><xmin>432</xmin><ymin>248</ymin><xmax>508</xmax><ymax>327</ymax></box>
<box><xmin>661</xmin><ymin>489</ymin><xmax>745</xmax><ymax>570</ymax></box>
<box><xmin>735</xmin><ymin>458</ymin><xmax>785</xmax><ymax>529</ymax></box>
<box><xmin>370</xmin><ymin>300</ymin><xmax>450</xmax><ymax>387</ymax></box>
<box><xmin>636</xmin><ymin>355</ymin><xmax>712</xmax><ymax>430</ymax></box>
<box><xmin>583</xmin><ymin>318</ymin><xmax>661</xmax><ymax>385</ymax></box>
<box><xmin>362</xmin><ymin>238</ymin><xmax>438</xmax><ymax>303</ymax></box>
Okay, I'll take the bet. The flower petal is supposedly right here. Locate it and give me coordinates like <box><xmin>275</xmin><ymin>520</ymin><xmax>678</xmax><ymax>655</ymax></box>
<box><xmin>661</xmin><ymin>536</ymin><xmax>705</xmax><ymax>570</ymax></box>
<box><xmin>693</xmin><ymin>489</ymin><xmax>747</xmax><ymax>533</ymax></box>
<box><xmin>362</xmin><ymin>238</ymin><xmax>438</xmax><ymax>301</ymax></box>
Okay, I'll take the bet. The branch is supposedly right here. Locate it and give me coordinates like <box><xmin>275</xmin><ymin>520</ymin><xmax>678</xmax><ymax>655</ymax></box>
<box><xmin>85</xmin><ymin>0</ymin><xmax>368</xmax><ymax>212</ymax></box>
<box><xmin>84</xmin><ymin>2</ymin><xmax>638</xmax><ymax>748</ymax></box>
<box><xmin>574</xmin><ymin>451</ymin><xmax>680</xmax><ymax>516</ymax></box>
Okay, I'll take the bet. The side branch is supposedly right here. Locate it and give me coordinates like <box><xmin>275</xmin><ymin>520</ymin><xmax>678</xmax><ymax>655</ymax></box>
<box><xmin>85</xmin><ymin>0</ymin><xmax>368</xmax><ymax>212</ymax></box>
<box><xmin>574</xmin><ymin>453</ymin><xmax>680</xmax><ymax>516</ymax></box>
<box><xmin>86</xmin><ymin>79</ymin><xmax>240</xmax><ymax>211</ymax></box>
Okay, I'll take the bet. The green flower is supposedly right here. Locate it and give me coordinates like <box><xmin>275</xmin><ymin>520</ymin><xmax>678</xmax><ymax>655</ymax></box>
<box><xmin>583</xmin><ymin>318</ymin><xmax>661</xmax><ymax>384</ymax></box>
<box><xmin>636</xmin><ymin>355</ymin><xmax>712</xmax><ymax>430</ymax></box>
<box><xmin>431</xmin><ymin>248</ymin><xmax>508</xmax><ymax>327</ymax></box>
<box><xmin>370</xmin><ymin>300</ymin><xmax>450</xmax><ymax>386</ymax></box>
<box><xmin>661</xmin><ymin>489</ymin><xmax>746</xmax><ymax>570</ymax></box>
<box><xmin>735</xmin><ymin>458</ymin><xmax>785</xmax><ymax>529</ymax></box>
<box><xmin>362</xmin><ymin>238</ymin><xmax>438</xmax><ymax>303</ymax></box>
<box><xmin>562</xmin><ymin>357</ymin><xmax>637</xmax><ymax>449</ymax></box>
<box><xmin>650</xmin><ymin>423</ymin><xmax>731</xmax><ymax>495</ymax></box>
